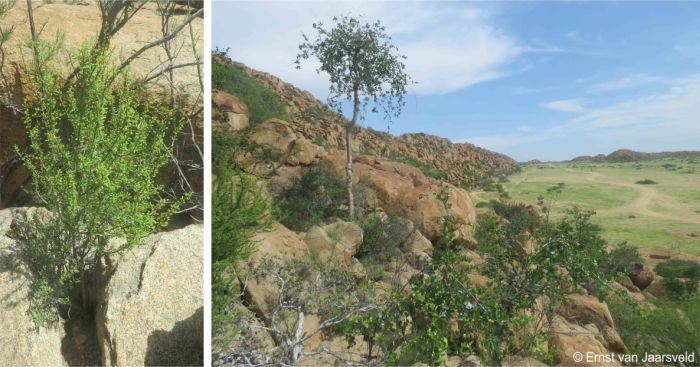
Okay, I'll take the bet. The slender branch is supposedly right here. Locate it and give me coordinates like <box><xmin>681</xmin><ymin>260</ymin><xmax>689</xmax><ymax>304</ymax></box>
<box><xmin>142</xmin><ymin>61</ymin><xmax>202</xmax><ymax>84</ymax></box>
<box><xmin>117</xmin><ymin>8</ymin><xmax>202</xmax><ymax>73</ymax></box>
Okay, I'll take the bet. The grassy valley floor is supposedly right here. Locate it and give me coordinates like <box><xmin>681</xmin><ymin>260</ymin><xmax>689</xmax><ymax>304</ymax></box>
<box><xmin>475</xmin><ymin>157</ymin><xmax>700</xmax><ymax>257</ymax></box>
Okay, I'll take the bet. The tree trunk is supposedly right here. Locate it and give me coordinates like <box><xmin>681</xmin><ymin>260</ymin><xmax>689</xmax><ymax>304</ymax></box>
<box><xmin>291</xmin><ymin>309</ymin><xmax>305</xmax><ymax>364</ymax></box>
<box><xmin>80</xmin><ymin>267</ymin><xmax>87</xmax><ymax>312</ymax></box>
<box><xmin>345</xmin><ymin>124</ymin><xmax>354</xmax><ymax>219</ymax></box>
<box><xmin>346</xmin><ymin>87</ymin><xmax>360</xmax><ymax>219</ymax></box>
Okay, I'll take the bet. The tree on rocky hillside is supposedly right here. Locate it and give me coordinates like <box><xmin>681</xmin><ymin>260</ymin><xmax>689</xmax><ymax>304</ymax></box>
<box><xmin>295</xmin><ymin>15</ymin><xmax>411</xmax><ymax>218</ymax></box>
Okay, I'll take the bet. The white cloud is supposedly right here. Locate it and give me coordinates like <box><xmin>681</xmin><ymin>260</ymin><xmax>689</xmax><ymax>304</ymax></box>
<box><xmin>573</xmin><ymin>73</ymin><xmax>700</xmax><ymax>131</ymax></box>
<box><xmin>463</xmin><ymin>73</ymin><xmax>700</xmax><ymax>159</ymax></box>
<box><xmin>541</xmin><ymin>98</ymin><xmax>585</xmax><ymax>113</ymax></box>
<box><xmin>214</xmin><ymin>2</ymin><xmax>536</xmax><ymax>98</ymax></box>
<box><xmin>587</xmin><ymin>73</ymin><xmax>671</xmax><ymax>94</ymax></box>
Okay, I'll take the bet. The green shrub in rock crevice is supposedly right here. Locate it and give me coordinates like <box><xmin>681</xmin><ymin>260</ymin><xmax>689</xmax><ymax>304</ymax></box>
<box><xmin>357</xmin><ymin>212</ymin><xmax>406</xmax><ymax>260</ymax></box>
<box><xmin>19</xmin><ymin>45</ymin><xmax>184</xmax><ymax>323</ymax></box>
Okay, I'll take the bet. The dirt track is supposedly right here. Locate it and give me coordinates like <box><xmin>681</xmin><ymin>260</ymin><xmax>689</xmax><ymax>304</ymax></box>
<box><xmin>563</xmin><ymin>168</ymin><xmax>700</xmax><ymax>225</ymax></box>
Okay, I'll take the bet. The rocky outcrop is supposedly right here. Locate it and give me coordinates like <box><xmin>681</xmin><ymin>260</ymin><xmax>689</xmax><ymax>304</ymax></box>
<box><xmin>96</xmin><ymin>224</ymin><xmax>204</xmax><ymax>367</ymax></box>
<box><xmin>0</xmin><ymin>208</ymin><xmax>67</xmax><ymax>367</ymax></box>
<box><xmin>629</xmin><ymin>265</ymin><xmax>654</xmax><ymax>290</ymax></box>
<box><xmin>250</xmin><ymin>118</ymin><xmax>298</xmax><ymax>155</ymax></box>
<box><xmin>324</xmin><ymin>152</ymin><xmax>477</xmax><ymax>244</ymax></box>
<box><xmin>1</xmin><ymin>208</ymin><xmax>203</xmax><ymax>367</ymax></box>
<box><xmin>305</xmin><ymin>220</ymin><xmax>363</xmax><ymax>269</ymax></box>
<box><xmin>551</xmin><ymin>316</ymin><xmax>616</xmax><ymax>366</ymax></box>
<box><xmin>213</xmin><ymin>90</ymin><xmax>249</xmax><ymax>131</ymax></box>
<box><xmin>558</xmin><ymin>294</ymin><xmax>615</xmax><ymax>331</ymax></box>
<box><xmin>552</xmin><ymin>294</ymin><xmax>627</xmax><ymax>366</ymax></box>
<box><xmin>247</xmin><ymin>118</ymin><xmax>327</xmax><ymax>167</ymax></box>
<box><xmin>213</xmin><ymin>55</ymin><xmax>519</xmax><ymax>190</ymax></box>
<box><xmin>238</xmin><ymin>223</ymin><xmax>309</xmax><ymax>321</ymax></box>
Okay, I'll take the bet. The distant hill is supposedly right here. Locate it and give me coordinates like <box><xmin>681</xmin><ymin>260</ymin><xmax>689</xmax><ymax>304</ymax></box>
<box><xmin>570</xmin><ymin>149</ymin><xmax>700</xmax><ymax>163</ymax></box>
<box><xmin>212</xmin><ymin>53</ymin><xmax>519</xmax><ymax>189</ymax></box>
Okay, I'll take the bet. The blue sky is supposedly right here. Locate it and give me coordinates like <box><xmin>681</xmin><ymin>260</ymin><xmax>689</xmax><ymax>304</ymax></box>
<box><xmin>213</xmin><ymin>1</ymin><xmax>700</xmax><ymax>161</ymax></box>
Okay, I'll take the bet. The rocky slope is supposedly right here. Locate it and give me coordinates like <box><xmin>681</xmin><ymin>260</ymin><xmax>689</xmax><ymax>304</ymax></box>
<box><xmin>213</xmin><ymin>89</ymin><xmax>648</xmax><ymax>366</ymax></box>
<box><xmin>0</xmin><ymin>207</ymin><xmax>203</xmax><ymax>366</ymax></box>
<box><xmin>221</xmin><ymin>210</ymin><xmax>651</xmax><ymax>367</ymax></box>
<box><xmin>213</xmin><ymin>54</ymin><xmax>519</xmax><ymax>189</ymax></box>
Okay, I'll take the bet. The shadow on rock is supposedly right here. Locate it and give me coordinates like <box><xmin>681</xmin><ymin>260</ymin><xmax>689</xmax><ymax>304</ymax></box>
<box><xmin>144</xmin><ymin>306</ymin><xmax>204</xmax><ymax>366</ymax></box>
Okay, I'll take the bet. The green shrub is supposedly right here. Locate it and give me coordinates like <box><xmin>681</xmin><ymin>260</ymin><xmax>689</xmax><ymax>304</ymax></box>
<box><xmin>662</xmin><ymin>277</ymin><xmax>698</xmax><ymax>300</ymax></box>
<box><xmin>212</xmin><ymin>167</ymin><xmax>273</xmax><ymax>345</ymax></box>
<box><xmin>279</xmin><ymin>163</ymin><xmax>347</xmax><ymax>231</ymax></box>
<box><xmin>655</xmin><ymin>259</ymin><xmax>700</xmax><ymax>279</ymax></box>
<box><xmin>609</xmin><ymin>295</ymin><xmax>700</xmax><ymax>360</ymax></box>
<box><xmin>212</xmin><ymin>59</ymin><xmax>288</xmax><ymax>126</ymax></box>
<box><xmin>20</xmin><ymin>45</ymin><xmax>182</xmax><ymax>322</ymax></box>
<box><xmin>212</xmin><ymin>129</ymin><xmax>247</xmax><ymax>172</ymax></box>
<box><xmin>212</xmin><ymin>168</ymin><xmax>273</xmax><ymax>265</ymax></box>
<box><xmin>655</xmin><ymin>259</ymin><xmax>700</xmax><ymax>299</ymax></box>
<box><xmin>605</xmin><ymin>242</ymin><xmax>643</xmax><ymax>276</ymax></box>
<box><xmin>342</xmin><ymin>193</ymin><xmax>609</xmax><ymax>365</ymax></box>
<box><xmin>357</xmin><ymin>212</ymin><xmax>406</xmax><ymax>259</ymax></box>
<box><xmin>636</xmin><ymin>179</ymin><xmax>658</xmax><ymax>185</ymax></box>
<box><xmin>475</xmin><ymin>201</ymin><xmax>490</xmax><ymax>209</ymax></box>
<box><xmin>490</xmin><ymin>200</ymin><xmax>539</xmax><ymax>234</ymax></box>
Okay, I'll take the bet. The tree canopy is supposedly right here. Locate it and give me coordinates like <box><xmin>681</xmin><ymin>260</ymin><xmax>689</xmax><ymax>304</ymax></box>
<box><xmin>295</xmin><ymin>15</ymin><xmax>411</xmax><ymax>124</ymax></box>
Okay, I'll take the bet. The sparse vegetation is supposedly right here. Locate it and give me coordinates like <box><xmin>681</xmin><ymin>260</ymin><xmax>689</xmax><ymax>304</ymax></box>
<box><xmin>390</xmin><ymin>152</ymin><xmax>447</xmax><ymax>180</ymax></box>
<box><xmin>212</xmin><ymin>58</ymin><xmax>288</xmax><ymax>126</ymax></box>
<box><xmin>480</xmin><ymin>159</ymin><xmax>700</xmax><ymax>253</ymax></box>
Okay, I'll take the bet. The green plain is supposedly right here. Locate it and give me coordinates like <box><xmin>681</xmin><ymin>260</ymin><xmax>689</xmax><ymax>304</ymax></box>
<box><xmin>476</xmin><ymin>158</ymin><xmax>700</xmax><ymax>256</ymax></box>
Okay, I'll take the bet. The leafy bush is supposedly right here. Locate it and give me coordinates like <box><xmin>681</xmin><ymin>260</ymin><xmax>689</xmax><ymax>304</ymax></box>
<box><xmin>212</xmin><ymin>168</ymin><xmax>273</xmax><ymax>265</ymax></box>
<box><xmin>357</xmin><ymin>212</ymin><xmax>406</xmax><ymax>259</ymax></box>
<box><xmin>655</xmin><ymin>259</ymin><xmax>700</xmax><ymax>279</ymax></box>
<box><xmin>475</xmin><ymin>201</ymin><xmax>490</xmax><ymax>209</ymax></box>
<box><xmin>605</xmin><ymin>242</ymin><xmax>643</xmax><ymax>276</ymax></box>
<box><xmin>341</xmin><ymin>193</ymin><xmax>610</xmax><ymax>365</ymax></box>
<box><xmin>212</xmin><ymin>167</ymin><xmax>273</xmax><ymax>345</ymax></box>
<box><xmin>636</xmin><ymin>179</ymin><xmax>658</xmax><ymax>185</ymax></box>
<box><xmin>20</xmin><ymin>45</ymin><xmax>182</xmax><ymax>321</ymax></box>
<box><xmin>212</xmin><ymin>59</ymin><xmax>288</xmax><ymax>126</ymax></box>
<box><xmin>655</xmin><ymin>259</ymin><xmax>700</xmax><ymax>299</ymax></box>
<box><xmin>212</xmin><ymin>129</ymin><xmax>247</xmax><ymax>172</ymax></box>
<box><xmin>609</xmin><ymin>295</ymin><xmax>700</xmax><ymax>360</ymax></box>
<box><xmin>662</xmin><ymin>277</ymin><xmax>698</xmax><ymax>300</ymax></box>
<box><xmin>279</xmin><ymin>163</ymin><xmax>347</xmax><ymax>231</ymax></box>
<box><xmin>490</xmin><ymin>200</ymin><xmax>540</xmax><ymax>234</ymax></box>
